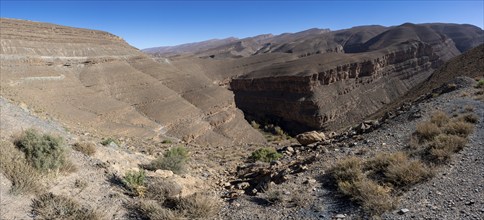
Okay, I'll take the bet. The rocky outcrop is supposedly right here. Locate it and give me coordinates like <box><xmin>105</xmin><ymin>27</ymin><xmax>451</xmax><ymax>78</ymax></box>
<box><xmin>296</xmin><ymin>131</ymin><xmax>326</xmax><ymax>145</ymax></box>
<box><xmin>231</xmin><ymin>41</ymin><xmax>441</xmax><ymax>132</ymax></box>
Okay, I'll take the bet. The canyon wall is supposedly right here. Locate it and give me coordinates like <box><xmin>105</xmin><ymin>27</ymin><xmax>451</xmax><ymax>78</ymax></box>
<box><xmin>230</xmin><ymin>41</ymin><xmax>442</xmax><ymax>132</ymax></box>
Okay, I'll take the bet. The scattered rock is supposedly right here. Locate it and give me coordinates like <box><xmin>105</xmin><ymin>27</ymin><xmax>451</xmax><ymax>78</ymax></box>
<box><xmin>398</xmin><ymin>208</ymin><xmax>410</xmax><ymax>214</ymax></box>
<box><xmin>304</xmin><ymin>178</ymin><xmax>317</xmax><ymax>184</ymax></box>
<box><xmin>296</xmin><ymin>131</ymin><xmax>326</xmax><ymax>145</ymax></box>
<box><xmin>334</xmin><ymin>213</ymin><xmax>346</xmax><ymax>219</ymax></box>
<box><xmin>153</xmin><ymin>169</ymin><xmax>174</xmax><ymax>178</ymax></box>
<box><xmin>236</xmin><ymin>182</ymin><xmax>250</xmax><ymax>190</ymax></box>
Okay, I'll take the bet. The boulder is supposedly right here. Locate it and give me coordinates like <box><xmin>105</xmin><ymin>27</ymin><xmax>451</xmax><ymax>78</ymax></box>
<box><xmin>296</xmin><ymin>131</ymin><xmax>326</xmax><ymax>145</ymax></box>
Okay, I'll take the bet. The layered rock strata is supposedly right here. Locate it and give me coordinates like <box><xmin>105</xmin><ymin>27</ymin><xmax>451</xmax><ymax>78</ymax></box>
<box><xmin>0</xmin><ymin>18</ymin><xmax>265</xmax><ymax>145</ymax></box>
<box><xmin>231</xmin><ymin>41</ymin><xmax>440</xmax><ymax>132</ymax></box>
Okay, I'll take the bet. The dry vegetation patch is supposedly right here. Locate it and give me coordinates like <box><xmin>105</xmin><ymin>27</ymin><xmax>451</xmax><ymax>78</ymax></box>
<box><xmin>415</xmin><ymin>122</ymin><xmax>441</xmax><ymax>142</ymax></box>
<box><xmin>148</xmin><ymin>146</ymin><xmax>189</xmax><ymax>174</ymax></box>
<box><xmin>73</xmin><ymin>142</ymin><xmax>96</xmax><ymax>156</ymax></box>
<box><xmin>32</xmin><ymin>193</ymin><xmax>101</xmax><ymax>220</ymax></box>
<box><xmin>338</xmin><ymin>178</ymin><xmax>395</xmax><ymax>216</ymax></box>
<box><xmin>14</xmin><ymin>129</ymin><xmax>71</xmax><ymax>173</ymax></box>
<box><xmin>132</xmin><ymin>177</ymin><xmax>220</xmax><ymax>220</ymax></box>
<box><xmin>366</xmin><ymin>152</ymin><xmax>432</xmax><ymax>188</ymax></box>
<box><xmin>329</xmin><ymin>110</ymin><xmax>478</xmax><ymax>216</ymax></box>
<box><xmin>0</xmin><ymin>140</ymin><xmax>42</xmax><ymax>195</ymax></box>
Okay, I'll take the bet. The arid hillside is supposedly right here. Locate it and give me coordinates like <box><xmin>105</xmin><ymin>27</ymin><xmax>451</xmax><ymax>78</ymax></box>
<box><xmin>1</xmin><ymin>17</ymin><xmax>483</xmax><ymax>220</ymax></box>
<box><xmin>145</xmin><ymin>23</ymin><xmax>483</xmax><ymax>134</ymax></box>
<box><xmin>0</xmin><ymin>18</ymin><xmax>265</xmax><ymax>146</ymax></box>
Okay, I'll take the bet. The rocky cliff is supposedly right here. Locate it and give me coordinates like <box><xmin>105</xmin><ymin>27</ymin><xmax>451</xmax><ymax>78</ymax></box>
<box><xmin>0</xmin><ymin>18</ymin><xmax>265</xmax><ymax>145</ymax></box>
<box><xmin>230</xmin><ymin>41</ymin><xmax>444</xmax><ymax>132</ymax></box>
<box><xmin>144</xmin><ymin>22</ymin><xmax>482</xmax><ymax>134</ymax></box>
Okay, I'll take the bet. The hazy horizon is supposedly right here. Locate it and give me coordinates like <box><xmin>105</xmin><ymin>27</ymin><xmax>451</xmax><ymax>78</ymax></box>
<box><xmin>2</xmin><ymin>1</ymin><xmax>483</xmax><ymax>49</ymax></box>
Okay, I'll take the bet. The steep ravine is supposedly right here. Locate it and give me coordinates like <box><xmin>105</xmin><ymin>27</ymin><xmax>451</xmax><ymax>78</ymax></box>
<box><xmin>231</xmin><ymin>41</ymin><xmax>442</xmax><ymax>133</ymax></box>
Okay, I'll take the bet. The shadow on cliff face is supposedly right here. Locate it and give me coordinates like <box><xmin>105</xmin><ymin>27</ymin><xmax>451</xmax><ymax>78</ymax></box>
<box><xmin>239</xmin><ymin>111</ymin><xmax>317</xmax><ymax>136</ymax></box>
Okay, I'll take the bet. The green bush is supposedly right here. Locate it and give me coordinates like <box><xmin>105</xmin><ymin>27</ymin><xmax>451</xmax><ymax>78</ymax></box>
<box><xmin>123</xmin><ymin>170</ymin><xmax>146</xmax><ymax>197</ymax></box>
<box><xmin>14</xmin><ymin>129</ymin><xmax>67</xmax><ymax>173</ymax></box>
<box><xmin>124</xmin><ymin>170</ymin><xmax>146</xmax><ymax>187</ymax></box>
<box><xmin>476</xmin><ymin>79</ymin><xmax>484</xmax><ymax>88</ymax></box>
<box><xmin>249</xmin><ymin>147</ymin><xmax>282</xmax><ymax>163</ymax></box>
<box><xmin>149</xmin><ymin>146</ymin><xmax>189</xmax><ymax>174</ymax></box>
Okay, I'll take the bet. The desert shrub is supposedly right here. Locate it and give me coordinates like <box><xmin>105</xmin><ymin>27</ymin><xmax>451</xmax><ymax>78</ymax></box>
<box><xmin>14</xmin><ymin>129</ymin><xmax>67</xmax><ymax>173</ymax></box>
<box><xmin>249</xmin><ymin>147</ymin><xmax>282</xmax><ymax>163</ymax></box>
<box><xmin>123</xmin><ymin>170</ymin><xmax>147</xmax><ymax>197</ymax></box>
<box><xmin>476</xmin><ymin>79</ymin><xmax>484</xmax><ymax>88</ymax></box>
<box><xmin>426</xmin><ymin>134</ymin><xmax>467</xmax><ymax>163</ymax></box>
<box><xmin>136</xmin><ymin>200</ymin><xmax>181</xmax><ymax>220</ymax></box>
<box><xmin>177</xmin><ymin>193</ymin><xmax>220</xmax><ymax>219</ymax></box>
<box><xmin>414</xmin><ymin>122</ymin><xmax>441</xmax><ymax>142</ymax></box>
<box><xmin>149</xmin><ymin>146</ymin><xmax>189</xmax><ymax>174</ymax></box>
<box><xmin>74</xmin><ymin>179</ymin><xmax>88</xmax><ymax>189</ymax></box>
<box><xmin>73</xmin><ymin>142</ymin><xmax>96</xmax><ymax>156</ymax></box>
<box><xmin>458</xmin><ymin>113</ymin><xmax>479</xmax><ymax>124</ymax></box>
<box><xmin>273</xmin><ymin>126</ymin><xmax>285</xmax><ymax>136</ymax></box>
<box><xmin>366</xmin><ymin>152</ymin><xmax>432</xmax><ymax>187</ymax></box>
<box><xmin>338</xmin><ymin>178</ymin><xmax>395</xmax><ymax>216</ymax></box>
<box><xmin>464</xmin><ymin>105</ymin><xmax>475</xmax><ymax>112</ymax></box>
<box><xmin>264</xmin><ymin>189</ymin><xmax>283</xmax><ymax>205</ymax></box>
<box><xmin>384</xmin><ymin>158</ymin><xmax>432</xmax><ymax>187</ymax></box>
<box><xmin>430</xmin><ymin>111</ymin><xmax>450</xmax><ymax>127</ymax></box>
<box><xmin>0</xmin><ymin>140</ymin><xmax>42</xmax><ymax>195</ymax></box>
<box><xmin>331</xmin><ymin>157</ymin><xmax>364</xmax><ymax>183</ymax></box>
<box><xmin>32</xmin><ymin>193</ymin><xmax>100</xmax><ymax>220</ymax></box>
<box><xmin>250</xmin><ymin>120</ymin><xmax>260</xmax><ymax>129</ymax></box>
<box><xmin>146</xmin><ymin>179</ymin><xmax>182</xmax><ymax>202</ymax></box>
<box><xmin>100</xmin><ymin>137</ymin><xmax>119</xmax><ymax>146</ymax></box>
<box><xmin>442</xmin><ymin>121</ymin><xmax>473</xmax><ymax>137</ymax></box>
<box><xmin>161</xmin><ymin>140</ymin><xmax>172</xmax><ymax>144</ymax></box>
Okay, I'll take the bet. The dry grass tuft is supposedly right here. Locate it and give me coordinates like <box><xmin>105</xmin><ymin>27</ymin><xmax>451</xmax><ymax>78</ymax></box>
<box><xmin>415</xmin><ymin>122</ymin><xmax>441</xmax><ymax>142</ymax></box>
<box><xmin>331</xmin><ymin>157</ymin><xmax>396</xmax><ymax>215</ymax></box>
<box><xmin>0</xmin><ymin>140</ymin><xmax>42</xmax><ymax>195</ymax></box>
<box><xmin>430</xmin><ymin>111</ymin><xmax>450</xmax><ymax>127</ymax></box>
<box><xmin>145</xmin><ymin>179</ymin><xmax>182</xmax><ymax>202</ymax></box>
<box><xmin>458</xmin><ymin>113</ymin><xmax>479</xmax><ymax>124</ymax></box>
<box><xmin>366</xmin><ymin>152</ymin><xmax>432</xmax><ymax>188</ymax></box>
<box><xmin>263</xmin><ymin>188</ymin><xmax>284</xmax><ymax>205</ymax></box>
<box><xmin>425</xmin><ymin>134</ymin><xmax>467</xmax><ymax>163</ymax></box>
<box><xmin>442</xmin><ymin>121</ymin><xmax>474</xmax><ymax>137</ymax></box>
<box><xmin>133</xmin><ymin>177</ymin><xmax>219</xmax><ymax>219</ymax></box>
<box><xmin>73</xmin><ymin>142</ymin><xmax>96</xmax><ymax>156</ymax></box>
<box><xmin>177</xmin><ymin>193</ymin><xmax>221</xmax><ymax>219</ymax></box>
<box><xmin>136</xmin><ymin>200</ymin><xmax>181</xmax><ymax>220</ymax></box>
<box><xmin>331</xmin><ymin>157</ymin><xmax>364</xmax><ymax>183</ymax></box>
<box><xmin>338</xmin><ymin>178</ymin><xmax>395</xmax><ymax>216</ymax></box>
<box><xmin>32</xmin><ymin>193</ymin><xmax>101</xmax><ymax>220</ymax></box>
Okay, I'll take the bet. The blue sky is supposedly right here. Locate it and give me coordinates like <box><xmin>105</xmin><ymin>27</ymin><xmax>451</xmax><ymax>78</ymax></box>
<box><xmin>1</xmin><ymin>1</ymin><xmax>483</xmax><ymax>49</ymax></box>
